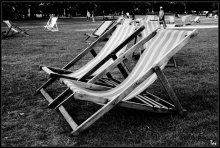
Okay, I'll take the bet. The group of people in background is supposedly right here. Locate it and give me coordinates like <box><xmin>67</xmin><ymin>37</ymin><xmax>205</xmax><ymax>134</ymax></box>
<box><xmin>87</xmin><ymin>10</ymin><xmax>95</xmax><ymax>22</ymax></box>
<box><xmin>86</xmin><ymin>6</ymin><xmax>166</xmax><ymax>26</ymax></box>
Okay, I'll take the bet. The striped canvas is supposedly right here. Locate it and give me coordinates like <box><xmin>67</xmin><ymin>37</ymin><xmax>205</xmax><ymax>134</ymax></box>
<box><xmin>62</xmin><ymin>29</ymin><xmax>194</xmax><ymax>103</ymax></box>
<box><xmin>135</xmin><ymin>20</ymin><xmax>161</xmax><ymax>54</ymax></box>
<box><xmin>3</xmin><ymin>20</ymin><xmax>19</xmax><ymax>33</ymax></box>
<box><xmin>94</xmin><ymin>21</ymin><xmax>113</xmax><ymax>36</ymax></box>
<box><xmin>65</xmin><ymin>24</ymin><xmax>136</xmax><ymax>78</ymax></box>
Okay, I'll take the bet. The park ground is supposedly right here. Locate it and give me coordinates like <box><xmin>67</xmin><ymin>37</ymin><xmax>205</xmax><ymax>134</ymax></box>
<box><xmin>1</xmin><ymin>15</ymin><xmax>218</xmax><ymax>146</ymax></box>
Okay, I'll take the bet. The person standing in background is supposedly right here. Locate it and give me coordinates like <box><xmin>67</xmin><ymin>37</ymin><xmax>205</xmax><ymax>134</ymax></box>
<box><xmin>92</xmin><ymin>11</ymin><xmax>95</xmax><ymax>22</ymax></box>
<box><xmin>159</xmin><ymin>6</ymin><xmax>166</xmax><ymax>27</ymax></box>
<box><xmin>87</xmin><ymin>10</ymin><xmax>90</xmax><ymax>21</ymax></box>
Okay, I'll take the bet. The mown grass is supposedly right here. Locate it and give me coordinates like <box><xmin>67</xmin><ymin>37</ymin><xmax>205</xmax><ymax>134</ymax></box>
<box><xmin>1</xmin><ymin>16</ymin><xmax>218</xmax><ymax>146</ymax></box>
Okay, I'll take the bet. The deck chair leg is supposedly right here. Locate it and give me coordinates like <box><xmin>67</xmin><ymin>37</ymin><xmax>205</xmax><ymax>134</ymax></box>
<box><xmin>166</xmin><ymin>56</ymin><xmax>177</xmax><ymax>67</ymax></box>
<box><xmin>153</xmin><ymin>66</ymin><xmax>187</xmax><ymax>116</ymax></box>
<box><xmin>23</xmin><ymin>31</ymin><xmax>29</xmax><ymax>36</ymax></box>
<box><xmin>70</xmin><ymin>95</ymin><xmax>121</xmax><ymax>135</ymax></box>
<box><xmin>5</xmin><ymin>28</ymin><xmax>12</xmax><ymax>38</ymax></box>
<box><xmin>36</xmin><ymin>78</ymin><xmax>57</xmax><ymax>92</ymax></box>
<box><xmin>39</xmin><ymin>88</ymin><xmax>78</xmax><ymax>131</ymax></box>
<box><xmin>48</xmin><ymin>88</ymin><xmax>73</xmax><ymax>109</ymax></box>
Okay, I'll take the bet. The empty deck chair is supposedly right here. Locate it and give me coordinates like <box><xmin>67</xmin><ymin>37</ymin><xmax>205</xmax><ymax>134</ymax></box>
<box><xmin>191</xmin><ymin>16</ymin><xmax>200</xmax><ymax>23</ymax></box>
<box><xmin>2</xmin><ymin>20</ymin><xmax>29</xmax><ymax>39</ymax></box>
<box><xmin>44</xmin><ymin>16</ymin><xmax>59</xmax><ymax>32</ymax></box>
<box><xmin>181</xmin><ymin>15</ymin><xmax>192</xmax><ymax>26</ymax></box>
<box><xmin>85</xmin><ymin>20</ymin><xmax>115</xmax><ymax>41</ymax></box>
<box><xmin>43</xmin><ymin>28</ymin><xmax>198</xmax><ymax>135</ymax></box>
<box><xmin>37</xmin><ymin>23</ymin><xmax>145</xmax><ymax>99</ymax></box>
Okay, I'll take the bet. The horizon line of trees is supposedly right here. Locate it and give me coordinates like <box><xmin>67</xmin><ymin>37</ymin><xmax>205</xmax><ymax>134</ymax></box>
<box><xmin>2</xmin><ymin>1</ymin><xmax>218</xmax><ymax>20</ymax></box>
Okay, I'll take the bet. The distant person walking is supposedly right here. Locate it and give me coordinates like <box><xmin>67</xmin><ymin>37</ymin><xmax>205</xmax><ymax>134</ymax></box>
<box><xmin>87</xmin><ymin>10</ymin><xmax>91</xmax><ymax>21</ymax></box>
<box><xmin>159</xmin><ymin>6</ymin><xmax>166</xmax><ymax>27</ymax></box>
<box><xmin>92</xmin><ymin>11</ymin><xmax>95</xmax><ymax>22</ymax></box>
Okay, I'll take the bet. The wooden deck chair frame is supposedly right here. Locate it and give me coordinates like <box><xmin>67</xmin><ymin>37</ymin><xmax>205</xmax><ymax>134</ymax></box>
<box><xmin>37</xmin><ymin>24</ymin><xmax>145</xmax><ymax>100</ymax></box>
<box><xmin>44</xmin><ymin>16</ymin><xmax>59</xmax><ymax>32</ymax></box>
<box><xmin>85</xmin><ymin>20</ymin><xmax>115</xmax><ymax>41</ymax></box>
<box><xmin>2</xmin><ymin>20</ymin><xmax>29</xmax><ymax>39</ymax></box>
<box><xmin>191</xmin><ymin>16</ymin><xmax>200</xmax><ymax>23</ymax></box>
<box><xmin>40</xmin><ymin>28</ymin><xmax>198</xmax><ymax>135</ymax></box>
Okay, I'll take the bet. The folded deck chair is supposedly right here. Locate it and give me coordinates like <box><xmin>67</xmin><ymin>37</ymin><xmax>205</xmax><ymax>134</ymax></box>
<box><xmin>37</xmin><ymin>23</ymin><xmax>145</xmax><ymax>99</ymax></box>
<box><xmin>44</xmin><ymin>17</ymin><xmax>59</xmax><ymax>32</ymax></box>
<box><xmin>191</xmin><ymin>16</ymin><xmax>200</xmax><ymax>23</ymax></box>
<box><xmin>85</xmin><ymin>20</ymin><xmax>115</xmax><ymax>41</ymax></box>
<box><xmin>2</xmin><ymin>20</ymin><xmax>29</xmax><ymax>39</ymax></box>
<box><xmin>43</xmin><ymin>28</ymin><xmax>198</xmax><ymax>135</ymax></box>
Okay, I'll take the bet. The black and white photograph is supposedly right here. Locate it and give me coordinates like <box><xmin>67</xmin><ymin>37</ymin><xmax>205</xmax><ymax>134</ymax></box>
<box><xmin>1</xmin><ymin>1</ymin><xmax>218</xmax><ymax>147</ymax></box>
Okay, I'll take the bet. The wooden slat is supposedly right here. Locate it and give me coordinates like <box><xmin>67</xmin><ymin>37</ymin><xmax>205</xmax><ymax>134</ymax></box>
<box><xmin>40</xmin><ymin>66</ymin><xmax>73</xmax><ymax>74</ymax></box>
<box><xmin>39</xmin><ymin>88</ymin><xmax>78</xmax><ymax>130</ymax></box>
<box><xmin>50</xmin><ymin>73</ymin><xmax>77</xmax><ymax>80</ymax></box>
<box><xmin>153</xmin><ymin>66</ymin><xmax>187</xmax><ymax>116</ymax></box>
<box><xmin>118</xmin><ymin>100</ymin><xmax>172</xmax><ymax>113</ymax></box>
<box><xmin>74</xmin><ymin>92</ymin><xmax>108</xmax><ymax>104</ymax></box>
<box><xmin>48</xmin><ymin>88</ymin><xmax>72</xmax><ymax>109</ymax></box>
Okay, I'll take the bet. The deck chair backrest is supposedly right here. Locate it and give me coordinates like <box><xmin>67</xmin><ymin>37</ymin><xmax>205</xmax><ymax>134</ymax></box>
<box><xmin>139</xmin><ymin>20</ymin><xmax>161</xmax><ymax>50</ymax></box>
<box><xmin>62</xmin><ymin>29</ymin><xmax>197</xmax><ymax>102</ymax></box>
<box><xmin>121</xmin><ymin>29</ymin><xmax>196</xmax><ymax>100</ymax></box>
<box><xmin>182</xmin><ymin>15</ymin><xmax>192</xmax><ymax>25</ymax></box>
<box><xmin>169</xmin><ymin>16</ymin><xmax>175</xmax><ymax>24</ymax></box>
<box><xmin>3</xmin><ymin>20</ymin><xmax>19</xmax><ymax>33</ymax></box>
<box><xmin>49</xmin><ymin>17</ymin><xmax>58</xmax><ymax>27</ymax></box>
<box><xmin>93</xmin><ymin>21</ymin><xmax>113</xmax><ymax>36</ymax></box>
<box><xmin>68</xmin><ymin>24</ymin><xmax>136</xmax><ymax>78</ymax></box>
<box><xmin>194</xmin><ymin>16</ymin><xmax>200</xmax><ymax>22</ymax></box>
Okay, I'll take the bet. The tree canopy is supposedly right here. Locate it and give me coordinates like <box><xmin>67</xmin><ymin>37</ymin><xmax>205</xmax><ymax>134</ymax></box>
<box><xmin>2</xmin><ymin>1</ymin><xmax>218</xmax><ymax>20</ymax></box>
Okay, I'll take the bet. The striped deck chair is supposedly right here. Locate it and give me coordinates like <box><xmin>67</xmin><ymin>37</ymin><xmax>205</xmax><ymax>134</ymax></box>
<box><xmin>191</xmin><ymin>16</ymin><xmax>200</xmax><ymax>23</ymax></box>
<box><xmin>181</xmin><ymin>15</ymin><xmax>192</xmax><ymax>26</ymax></box>
<box><xmin>37</xmin><ymin>23</ymin><xmax>145</xmax><ymax>102</ymax></box>
<box><xmin>44</xmin><ymin>28</ymin><xmax>198</xmax><ymax>135</ymax></box>
<box><xmin>44</xmin><ymin>17</ymin><xmax>59</xmax><ymax>32</ymax></box>
<box><xmin>132</xmin><ymin>20</ymin><xmax>161</xmax><ymax>59</ymax></box>
<box><xmin>132</xmin><ymin>20</ymin><xmax>177</xmax><ymax>67</ymax></box>
<box><xmin>2</xmin><ymin>20</ymin><xmax>29</xmax><ymax>39</ymax></box>
<box><xmin>85</xmin><ymin>20</ymin><xmax>115</xmax><ymax>41</ymax></box>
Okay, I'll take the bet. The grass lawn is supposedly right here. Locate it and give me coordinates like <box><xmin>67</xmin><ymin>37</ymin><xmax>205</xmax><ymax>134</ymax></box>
<box><xmin>1</xmin><ymin>16</ymin><xmax>218</xmax><ymax>146</ymax></box>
